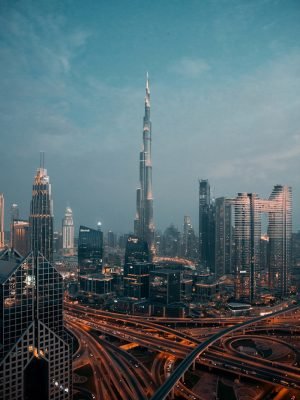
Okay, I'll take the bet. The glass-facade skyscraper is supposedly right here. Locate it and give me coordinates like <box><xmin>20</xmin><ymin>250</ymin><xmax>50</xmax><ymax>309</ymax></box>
<box><xmin>215</xmin><ymin>197</ymin><xmax>233</xmax><ymax>278</ymax></box>
<box><xmin>0</xmin><ymin>162</ymin><xmax>72</xmax><ymax>400</ymax></box>
<box><xmin>234</xmin><ymin>185</ymin><xmax>292</xmax><ymax>303</ymax></box>
<box><xmin>268</xmin><ymin>185</ymin><xmax>292</xmax><ymax>297</ymax></box>
<box><xmin>199</xmin><ymin>179</ymin><xmax>215</xmax><ymax>272</ymax></box>
<box><xmin>78</xmin><ymin>225</ymin><xmax>103</xmax><ymax>275</ymax></box>
<box><xmin>123</xmin><ymin>235</ymin><xmax>152</xmax><ymax>299</ymax></box>
<box><xmin>29</xmin><ymin>166</ymin><xmax>54</xmax><ymax>263</ymax></box>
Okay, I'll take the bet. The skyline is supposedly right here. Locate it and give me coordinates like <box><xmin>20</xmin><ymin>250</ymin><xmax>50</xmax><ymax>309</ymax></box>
<box><xmin>1</xmin><ymin>0</ymin><xmax>300</xmax><ymax>232</ymax></box>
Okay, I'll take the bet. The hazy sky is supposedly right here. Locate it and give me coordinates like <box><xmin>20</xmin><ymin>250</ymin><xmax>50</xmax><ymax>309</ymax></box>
<box><xmin>0</xmin><ymin>0</ymin><xmax>300</xmax><ymax>234</ymax></box>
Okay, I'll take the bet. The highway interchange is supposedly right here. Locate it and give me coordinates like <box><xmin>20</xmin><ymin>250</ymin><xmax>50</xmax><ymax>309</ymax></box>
<box><xmin>65</xmin><ymin>302</ymin><xmax>300</xmax><ymax>400</ymax></box>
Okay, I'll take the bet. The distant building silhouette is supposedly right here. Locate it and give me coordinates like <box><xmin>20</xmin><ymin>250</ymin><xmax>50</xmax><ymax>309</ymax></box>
<box><xmin>215</xmin><ymin>197</ymin><xmax>233</xmax><ymax>278</ymax></box>
<box><xmin>124</xmin><ymin>235</ymin><xmax>152</xmax><ymax>299</ymax></box>
<box><xmin>198</xmin><ymin>180</ymin><xmax>215</xmax><ymax>272</ymax></box>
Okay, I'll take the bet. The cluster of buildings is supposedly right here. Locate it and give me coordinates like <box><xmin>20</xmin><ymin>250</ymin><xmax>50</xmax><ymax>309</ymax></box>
<box><xmin>197</xmin><ymin>180</ymin><xmax>293</xmax><ymax>304</ymax></box>
<box><xmin>0</xmin><ymin>74</ymin><xmax>298</xmax><ymax>398</ymax></box>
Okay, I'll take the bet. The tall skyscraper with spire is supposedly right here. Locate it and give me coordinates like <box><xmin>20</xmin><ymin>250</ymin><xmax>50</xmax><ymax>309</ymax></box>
<box><xmin>29</xmin><ymin>155</ymin><xmax>54</xmax><ymax>262</ymax></box>
<box><xmin>134</xmin><ymin>74</ymin><xmax>155</xmax><ymax>254</ymax></box>
<box><xmin>0</xmin><ymin>157</ymin><xmax>71</xmax><ymax>400</ymax></box>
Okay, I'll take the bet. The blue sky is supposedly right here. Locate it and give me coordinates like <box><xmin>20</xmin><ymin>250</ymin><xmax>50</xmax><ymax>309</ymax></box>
<box><xmin>0</xmin><ymin>0</ymin><xmax>300</xmax><ymax>233</ymax></box>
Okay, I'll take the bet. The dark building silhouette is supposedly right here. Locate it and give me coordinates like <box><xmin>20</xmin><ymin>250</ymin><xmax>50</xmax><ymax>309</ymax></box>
<box><xmin>215</xmin><ymin>197</ymin><xmax>233</xmax><ymax>278</ymax></box>
<box><xmin>182</xmin><ymin>216</ymin><xmax>198</xmax><ymax>260</ymax></box>
<box><xmin>150</xmin><ymin>269</ymin><xmax>181</xmax><ymax>305</ymax></box>
<box><xmin>160</xmin><ymin>225</ymin><xmax>181</xmax><ymax>258</ymax></box>
<box><xmin>124</xmin><ymin>235</ymin><xmax>150</xmax><ymax>266</ymax></box>
<box><xmin>199</xmin><ymin>179</ymin><xmax>215</xmax><ymax>272</ymax></box>
<box><xmin>124</xmin><ymin>235</ymin><xmax>152</xmax><ymax>299</ymax></box>
<box><xmin>78</xmin><ymin>225</ymin><xmax>103</xmax><ymax>275</ymax></box>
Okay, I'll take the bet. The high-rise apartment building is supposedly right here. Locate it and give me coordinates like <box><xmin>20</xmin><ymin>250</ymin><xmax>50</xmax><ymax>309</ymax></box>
<box><xmin>234</xmin><ymin>185</ymin><xmax>292</xmax><ymax>302</ymax></box>
<box><xmin>29</xmin><ymin>164</ymin><xmax>54</xmax><ymax>263</ymax></box>
<box><xmin>268</xmin><ymin>185</ymin><xmax>292</xmax><ymax>297</ymax></box>
<box><xmin>215</xmin><ymin>197</ymin><xmax>233</xmax><ymax>278</ymax></box>
<box><xmin>0</xmin><ymin>194</ymin><xmax>4</xmax><ymax>248</ymax></box>
<box><xmin>78</xmin><ymin>225</ymin><xmax>103</xmax><ymax>275</ymax></box>
<box><xmin>62</xmin><ymin>206</ymin><xmax>75</xmax><ymax>255</ymax></box>
<box><xmin>182</xmin><ymin>216</ymin><xmax>198</xmax><ymax>260</ymax></box>
<box><xmin>134</xmin><ymin>74</ymin><xmax>155</xmax><ymax>255</ymax></box>
<box><xmin>0</xmin><ymin>161</ymin><xmax>71</xmax><ymax>400</ymax></box>
<box><xmin>234</xmin><ymin>193</ymin><xmax>261</xmax><ymax>303</ymax></box>
<box><xmin>199</xmin><ymin>180</ymin><xmax>215</xmax><ymax>272</ymax></box>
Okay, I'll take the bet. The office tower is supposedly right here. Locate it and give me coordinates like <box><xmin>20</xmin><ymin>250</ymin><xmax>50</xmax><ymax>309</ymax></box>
<box><xmin>233</xmin><ymin>186</ymin><xmax>292</xmax><ymax>302</ymax></box>
<box><xmin>62</xmin><ymin>206</ymin><xmax>75</xmax><ymax>255</ymax></box>
<box><xmin>215</xmin><ymin>197</ymin><xmax>233</xmax><ymax>278</ymax></box>
<box><xmin>124</xmin><ymin>235</ymin><xmax>150</xmax><ymax>265</ymax></box>
<box><xmin>234</xmin><ymin>193</ymin><xmax>261</xmax><ymax>303</ymax></box>
<box><xmin>78</xmin><ymin>225</ymin><xmax>103</xmax><ymax>275</ymax></box>
<box><xmin>149</xmin><ymin>269</ymin><xmax>181</xmax><ymax>305</ymax></box>
<box><xmin>124</xmin><ymin>235</ymin><xmax>151</xmax><ymax>298</ymax></box>
<box><xmin>0</xmin><ymin>161</ymin><xmax>71</xmax><ymax>399</ymax></box>
<box><xmin>0</xmin><ymin>194</ymin><xmax>4</xmax><ymax>248</ymax></box>
<box><xmin>199</xmin><ymin>180</ymin><xmax>215</xmax><ymax>272</ymax></box>
<box><xmin>10</xmin><ymin>203</ymin><xmax>19</xmax><ymax>247</ymax></box>
<box><xmin>29</xmin><ymin>162</ymin><xmax>54</xmax><ymax>262</ymax></box>
<box><xmin>268</xmin><ymin>185</ymin><xmax>292</xmax><ymax>297</ymax></box>
<box><xmin>182</xmin><ymin>216</ymin><xmax>197</xmax><ymax>260</ymax></box>
<box><xmin>134</xmin><ymin>73</ymin><xmax>155</xmax><ymax>254</ymax></box>
<box><xmin>11</xmin><ymin>219</ymin><xmax>30</xmax><ymax>256</ymax></box>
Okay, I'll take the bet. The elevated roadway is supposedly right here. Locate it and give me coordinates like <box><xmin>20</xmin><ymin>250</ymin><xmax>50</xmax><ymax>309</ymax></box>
<box><xmin>151</xmin><ymin>305</ymin><xmax>299</xmax><ymax>400</ymax></box>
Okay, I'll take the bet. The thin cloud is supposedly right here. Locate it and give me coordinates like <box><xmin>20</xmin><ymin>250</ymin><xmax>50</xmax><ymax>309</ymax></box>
<box><xmin>169</xmin><ymin>57</ymin><xmax>210</xmax><ymax>78</ymax></box>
